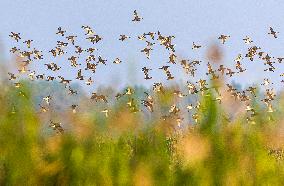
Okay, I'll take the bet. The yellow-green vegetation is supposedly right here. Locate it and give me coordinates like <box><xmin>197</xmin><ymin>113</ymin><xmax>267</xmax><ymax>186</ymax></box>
<box><xmin>0</xmin><ymin>82</ymin><xmax>284</xmax><ymax>186</ymax></box>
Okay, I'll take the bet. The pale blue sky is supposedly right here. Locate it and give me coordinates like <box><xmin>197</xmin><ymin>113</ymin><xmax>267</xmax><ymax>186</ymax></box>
<box><xmin>1</xmin><ymin>0</ymin><xmax>284</xmax><ymax>89</ymax></box>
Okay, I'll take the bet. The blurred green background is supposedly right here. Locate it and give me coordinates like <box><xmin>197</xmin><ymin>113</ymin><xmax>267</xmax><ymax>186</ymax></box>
<box><xmin>0</xmin><ymin>77</ymin><xmax>284</xmax><ymax>186</ymax></box>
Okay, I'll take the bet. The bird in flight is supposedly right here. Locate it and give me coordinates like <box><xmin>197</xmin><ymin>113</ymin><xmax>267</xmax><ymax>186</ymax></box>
<box><xmin>43</xmin><ymin>95</ymin><xmax>52</xmax><ymax>105</ymax></box>
<box><xmin>192</xmin><ymin>42</ymin><xmax>201</xmax><ymax>49</ymax></box>
<box><xmin>8</xmin><ymin>72</ymin><xmax>17</xmax><ymax>81</ymax></box>
<box><xmin>268</xmin><ymin>27</ymin><xmax>279</xmax><ymax>38</ymax></box>
<box><xmin>49</xmin><ymin>120</ymin><xmax>64</xmax><ymax>134</ymax></box>
<box><xmin>119</xmin><ymin>34</ymin><xmax>130</xmax><ymax>41</ymax></box>
<box><xmin>218</xmin><ymin>34</ymin><xmax>230</xmax><ymax>44</ymax></box>
<box><xmin>101</xmin><ymin>109</ymin><xmax>110</xmax><ymax>117</ymax></box>
<box><xmin>9</xmin><ymin>32</ymin><xmax>21</xmax><ymax>42</ymax></box>
<box><xmin>141</xmin><ymin>47</ymin><xmax>153</xmax><ymax>59</ymax></box>
<box><xmin>159</xmin><ymin>66</ymin><xmax>174</xmax><ymax>80</ymax></box>
<box><xmin>82</xmin><ymin>25</ymin><xmax>96</xmax><ymax>35</ymax></box>
<box><xmin>91</xmin><ymin>93</ymin><xmax>108</xmax><ymax>103</ymax></box>
<box><xmin>23</xmin><ymin>40</ymin><xmax>33</xmax><ymax>48</ymax></box>
<box><xmin>56</xmin><ymin>27</ymin><xmax>66</xmax><ymax>36</ymax></box>
<box><xmin>71</xmin><ymin>105</ymin><xmax>78</xmax><ymax>113</ymax></box>
<box><xmin>39</xmin><ymin>104</ymin><xmax>49</xmax><ymax>113</ymax></box>
<box><xmin>243</xmin><ymin>36</ymin><xmax>253</xmax><ymax>44</ymax></box>
<box><xmin>113</xmin><ymin>57</ymin><xmax>122</xmax><ymax>64</ymax></box>
<box><xmin>66</xmin><ymin>35</ymin><xmax>77</xmax><ymax>45</ymax></box>
<box><xmin>142</xmin><ymin>67</ymin><xmax>153</xmax><ymax>80</ymax></box>
<box><xmin>141</xmin><ymin>92</ymin><xmax>154</xmax><ymax>112</ymax></box>
<box><xmin>132</xmin><ymin>10</ymin><xmax>143</xmax><ymax>22</ymax></box>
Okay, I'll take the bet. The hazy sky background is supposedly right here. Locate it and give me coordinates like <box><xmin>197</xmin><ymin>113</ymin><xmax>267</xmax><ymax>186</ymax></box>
<box><xmin>1</xmin><ymin>0</ymin><xmax>284</xmax><ymax>90</ymax></box>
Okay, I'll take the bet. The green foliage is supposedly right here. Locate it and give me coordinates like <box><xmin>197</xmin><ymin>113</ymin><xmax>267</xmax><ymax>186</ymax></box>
<box><xmin>0</xmin><ymin>84</ymin><xmax>284</xmax><ymax>186</ymax></box>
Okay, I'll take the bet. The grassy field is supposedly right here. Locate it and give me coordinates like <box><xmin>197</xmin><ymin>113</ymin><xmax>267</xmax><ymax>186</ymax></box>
<box><xmin>0</xmin><ymin>80</ymin><xmax>283</xmax><ymax>186</ymax></box>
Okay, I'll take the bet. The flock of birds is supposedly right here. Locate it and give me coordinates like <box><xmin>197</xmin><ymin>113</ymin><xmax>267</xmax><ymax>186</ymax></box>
<box><xmin>6</xmin><ymin>10</ymin><xmax>283</xmax><ymax>133</ymax></box>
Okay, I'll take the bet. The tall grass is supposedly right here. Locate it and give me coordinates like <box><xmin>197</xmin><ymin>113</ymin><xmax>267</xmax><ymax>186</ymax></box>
<box><xmin>0</xmin><ymin>80</ymin><xmax>283</xmax><ymax>185</ymax></box>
